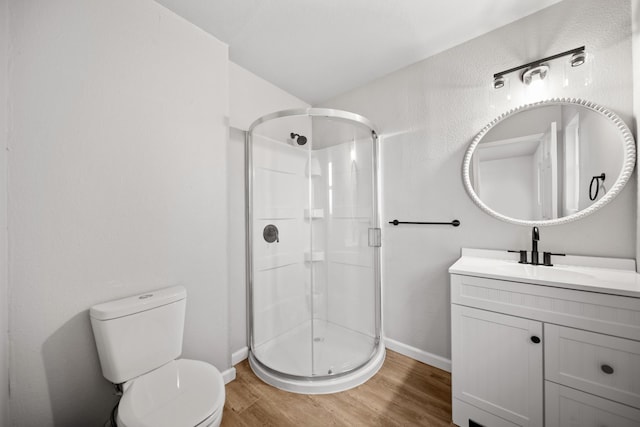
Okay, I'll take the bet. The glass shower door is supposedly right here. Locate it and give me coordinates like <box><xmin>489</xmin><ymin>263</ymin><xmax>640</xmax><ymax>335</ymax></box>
<box><xmin>309</xmin><ymin>117</ymin><xmax>379</xmax><ymax>377</ymax></box>
<box><xmin>249</xmin><ymin>115</ymin><xmax>314</xmax><ymax>377</ymax></box>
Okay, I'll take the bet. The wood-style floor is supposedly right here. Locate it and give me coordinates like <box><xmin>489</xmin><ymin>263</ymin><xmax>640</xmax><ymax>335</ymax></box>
<box><xmin>221</xmin><ymin>350</ymin><xmax>453</xmax><ymax>426</ymax></box>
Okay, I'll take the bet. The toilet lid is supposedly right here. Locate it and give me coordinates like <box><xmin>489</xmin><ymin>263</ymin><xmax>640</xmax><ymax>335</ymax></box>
<box><xmin>117</xmin><ymin>359</ymin><xmax>225</xmax><ymax>427</ymax></box>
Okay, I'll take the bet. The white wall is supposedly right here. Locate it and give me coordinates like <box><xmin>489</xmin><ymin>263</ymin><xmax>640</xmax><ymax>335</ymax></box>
<box><xmin>321</xmin><ymin>0</ymin><xmax>635</xmax><ymax>366</ymax></box>
<box><xmin>479</xmin><ymin>155</ymin><xmax>535</xmax><ymax>219</ymax></box>
<box><xmin>7</xmin><ymin>0</ymin><xmax>229</xmax><ymax>425</ymax></box>
<box><xmin>227</xmin><ymin>63</ymin><xmax>308</xmax><ymax>359</ymax></box>
<box><xmin>0</xmin><ymin>0</ymin><xmax>9</xmax><ymax>424</ymax></box>
<box><xmin>228</xmin><ymin>127</ymin><xmax>248</xmax><ymax>360</ymax></box>
<box><xmin>229</xmin><ymin>62</ymin><xmax>310</xmax><ymax>131</ymax></box>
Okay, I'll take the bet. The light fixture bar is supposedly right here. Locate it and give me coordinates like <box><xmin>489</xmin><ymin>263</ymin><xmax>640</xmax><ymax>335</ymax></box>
<box><xmin>493</xmin><ymin>46</ymin><xmax>585</xmax><ymax>79</ymax></box>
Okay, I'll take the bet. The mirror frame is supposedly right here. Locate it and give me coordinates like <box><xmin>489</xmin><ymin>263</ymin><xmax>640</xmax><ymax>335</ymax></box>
<box><xmin>462</xmin><ymin>98</ymin><xmax>636</xmax><ymax>226</ymax></box>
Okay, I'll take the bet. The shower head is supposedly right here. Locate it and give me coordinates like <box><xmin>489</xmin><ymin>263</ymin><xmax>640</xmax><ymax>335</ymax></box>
<box><xmin>290</xmin><ymin>132</ymin><xmax>308</xmax><ymax>146</ymax></box>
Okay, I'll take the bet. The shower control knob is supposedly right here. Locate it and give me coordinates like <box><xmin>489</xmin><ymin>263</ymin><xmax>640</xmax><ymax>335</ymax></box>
<box><xmin>263</xmin><ymin>224</ymin><xmax>279</xmax><ymax>243</ymax></box>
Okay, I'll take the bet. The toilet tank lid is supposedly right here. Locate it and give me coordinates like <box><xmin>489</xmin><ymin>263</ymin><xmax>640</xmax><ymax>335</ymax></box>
<box><xmin>90</xmin><ymin>286</ymin><xmax>186</xmax><ymax>321</ymax></box>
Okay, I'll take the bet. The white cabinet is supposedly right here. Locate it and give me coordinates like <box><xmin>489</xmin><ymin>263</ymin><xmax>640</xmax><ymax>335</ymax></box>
<box><xmin>450</xmin><ymin>259</ymin><xmax>640</xmax><ymax>427</ymax></box>
<box><xmin>545</xmin><ymin>324</ymin><xmax>640</xmax><ymax>409</ymax></box>
<box><xmin>452</xmin><ymin>305</ymin><xmax>543</xmax><ymax>427</ymax></box>
<box><xmin>545</xmin><ymin>382</ymin><xmax>640</xmax><ymax>427</ymax></box>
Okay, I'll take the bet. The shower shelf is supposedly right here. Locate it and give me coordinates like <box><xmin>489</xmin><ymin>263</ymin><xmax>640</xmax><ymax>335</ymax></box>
<box><xmin>255</xmin><ymin>207</ymin><xmax>297</xmax><ymax>220</ymax></box>
<box><xmin>328</xmin><ymin>251</ymin><xmax>372</xmax><ymax>268</ymax></box>
<box><xmin>304</xmin><ymin>209</ymin><xmax>325</xmax><ymax>219</ymax></box>
<box><xmin>256</xmin><ymin>253</ymin><xmax>300</xmax><ymax>271</ymax></box>
<box><xmin>304</xmin><ymin>251</ymin><xmax>325</xmax><ymax>262</ymax></box>
<box><xmin>305</xmin><ymin>157</ymin><xmax>322</xmax><ymax>178</ymax></box>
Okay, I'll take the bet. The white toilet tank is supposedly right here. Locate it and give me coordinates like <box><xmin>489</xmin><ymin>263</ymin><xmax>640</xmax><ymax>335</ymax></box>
<box><xmin>90</xmin><ymin>286</ymin><xmax>187</xmax><ymax>384</ymax></box>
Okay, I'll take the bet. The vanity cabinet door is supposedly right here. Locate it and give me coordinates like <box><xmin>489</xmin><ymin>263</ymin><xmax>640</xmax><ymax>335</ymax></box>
<box><xmin>545</xmin><ymin>381</ymin><xmax>640</xmax><ymax>427</ymax></box>
<box><xmin>452</xmin><ymin>305</ymin><xmax>543</xmax><ymax>427</ymax></box>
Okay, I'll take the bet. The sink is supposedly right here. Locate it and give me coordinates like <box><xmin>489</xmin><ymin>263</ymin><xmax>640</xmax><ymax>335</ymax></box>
<box><xmin>450</xmin><ymin>248</ymin><xmax>640</xmax><ymax>298</ymax></box>
<box><xmin>493</xmin><ymin>263</ymin><xmax>594</xmax><ymax>282</ymax></box>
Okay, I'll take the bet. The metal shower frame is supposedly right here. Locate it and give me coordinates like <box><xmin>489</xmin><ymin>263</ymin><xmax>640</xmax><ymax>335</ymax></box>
<box><xmin>245</xmin><ymin>107</ymin><xmax>382</xmax><ymax>382</ymax></box>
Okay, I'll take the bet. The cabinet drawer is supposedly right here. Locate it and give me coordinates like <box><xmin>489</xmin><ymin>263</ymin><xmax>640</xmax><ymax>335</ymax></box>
<box><xmin>545</xmin><ymin>323</ymin><xmax>640</xmax><ymax>408</ymax></box>
<box><xmin>451</xmin><ymin>274</ymin><xmax>640</xmax><ymax>341</ymax></box>
<box><xmin>545</xmin><ymin>381</ymin><xmax>640</xmax><ymax>427</ymax></box>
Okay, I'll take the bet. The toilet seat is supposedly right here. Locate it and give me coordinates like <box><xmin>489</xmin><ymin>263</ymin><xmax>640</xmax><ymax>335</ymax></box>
<box><xmin>117</xmin><ymin>359</ymin><xmax>225</xmax><ymax>427</ymax></box>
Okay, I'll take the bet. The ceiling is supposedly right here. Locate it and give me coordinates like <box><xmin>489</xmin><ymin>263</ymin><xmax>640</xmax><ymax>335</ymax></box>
<box><xmin>155</xmin><ymin>0</ymin><xmax>564</xmax><ymax>105</ymax></box>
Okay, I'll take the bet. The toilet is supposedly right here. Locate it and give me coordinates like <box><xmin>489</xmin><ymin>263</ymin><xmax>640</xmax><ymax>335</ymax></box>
<box><xmin>90</xmin><ymin>286</ymin><xmax>225</xmax><ymax>427</ymax></box>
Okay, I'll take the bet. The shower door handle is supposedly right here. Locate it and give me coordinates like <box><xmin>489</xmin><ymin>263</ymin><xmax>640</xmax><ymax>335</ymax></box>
<box><xmin>368</xmin><ymin>228</ymin><xmax>381</xmax><ymax>247</ymax></box>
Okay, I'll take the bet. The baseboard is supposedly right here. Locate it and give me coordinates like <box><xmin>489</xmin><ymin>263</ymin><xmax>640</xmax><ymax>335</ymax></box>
<box><xmin>222</xmin><ymin>367</ymin><xmax>236</xmax><ymax>384</ymax></box>
<box><xmin>385</xmin><ymin>337</ymin><xmax>451</xmax><ymax>372</ymax></box>
<box><xmin>232</xmin><ymin>346</ymin><xmax>249</xmax><ymax>366</ymax></box>
<box><xmin>229</xmin><ymin>341</ymin><xmax>450</xmax><ymax>374</ymax></box>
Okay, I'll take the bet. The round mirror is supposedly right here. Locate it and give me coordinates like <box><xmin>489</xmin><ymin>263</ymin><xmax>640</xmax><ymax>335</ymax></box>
<box><xmin>463</xmin><ymin>98</ymin><xmax>636</xmax><ymax>226</ymax></box>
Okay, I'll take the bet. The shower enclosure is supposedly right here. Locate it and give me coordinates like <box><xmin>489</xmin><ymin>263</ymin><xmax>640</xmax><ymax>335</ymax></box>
<box><xmin>246</xmin><ymin>108</ymin><xmax>384</xmax><ymax>393</ymax></box>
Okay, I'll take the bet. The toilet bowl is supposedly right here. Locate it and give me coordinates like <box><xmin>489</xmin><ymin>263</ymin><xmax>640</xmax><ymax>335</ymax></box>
<box><xmin>90</xmin><ymin>286</ymin><xmax>225</xmax><ymax>427</ymax></box>
<box><xmin>117</xmin><ymin>359</ymin><xmax>225</xmax><ymax>427</ymax></box>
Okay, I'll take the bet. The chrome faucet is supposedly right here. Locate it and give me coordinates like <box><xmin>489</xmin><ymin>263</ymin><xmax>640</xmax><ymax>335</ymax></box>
<box><xmin>531</xmin><ymin>226</ymin><xmax>540</xmax><ymax>265</ymax></box>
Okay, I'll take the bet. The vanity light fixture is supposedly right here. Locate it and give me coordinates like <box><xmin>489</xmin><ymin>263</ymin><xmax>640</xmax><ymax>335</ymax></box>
<box><xmin>492</xmin><ymin>45</ymin><xmax>586</xmax><ymax>89</ymax></box>
<box><xmin>521</xmin><ymin>64</ymin><xmax>549</xmax><ymax>85</ymax></box>
<box><xmin>493</xmin><ymin>75</ymin><xmax>506</xmax><ymax>89</ymax></box>
<box><xmin>570</xmin><ymin>51</ymin><xmax>587</xmax><ymax>67</ymax></box>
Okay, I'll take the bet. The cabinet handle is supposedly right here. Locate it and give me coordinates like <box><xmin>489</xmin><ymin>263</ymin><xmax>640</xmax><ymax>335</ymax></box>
<box><xmin>601</xmin><ymin>364</ymin><xmax>614</xmax><ymax>374</ymax></box>
<box><xmin>530</xmin><ymin>336</ymin><xmax>541</xmax><ymax>344</ymax></box>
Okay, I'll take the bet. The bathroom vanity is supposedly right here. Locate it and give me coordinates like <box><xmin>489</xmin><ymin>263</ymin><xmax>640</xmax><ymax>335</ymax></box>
<box><xmin>449</xmin><ymin>248</ymin><xmax>640</xmax><ymax>427</ymax></box>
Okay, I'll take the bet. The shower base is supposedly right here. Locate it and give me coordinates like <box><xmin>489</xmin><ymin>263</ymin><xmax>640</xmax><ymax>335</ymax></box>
<box><xmin>249</xmin><ymin>319</ymin><xmax>385</xmax><ymax>394</ymax></box>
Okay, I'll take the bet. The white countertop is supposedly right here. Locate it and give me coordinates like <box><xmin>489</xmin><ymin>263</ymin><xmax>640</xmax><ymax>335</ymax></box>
<box><xmin>449</xmin><ymin>248</ymin><xmax>640</xmax><ymax>298</ymax></box>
